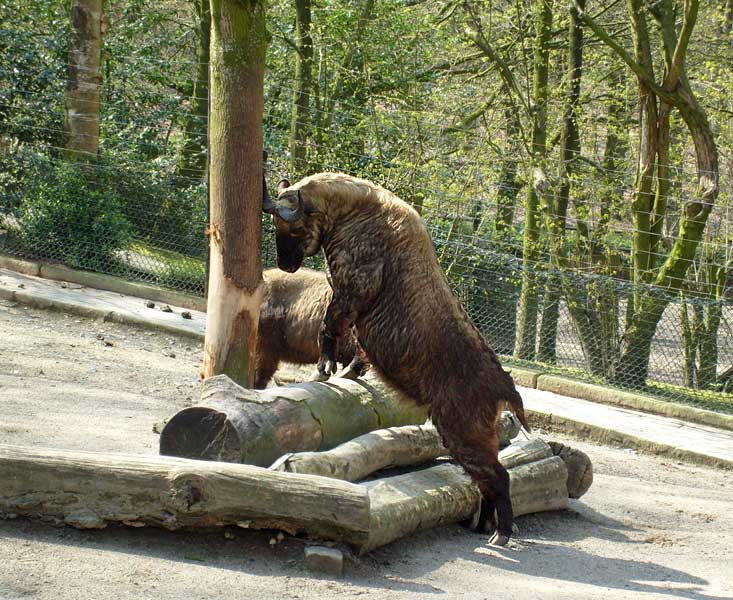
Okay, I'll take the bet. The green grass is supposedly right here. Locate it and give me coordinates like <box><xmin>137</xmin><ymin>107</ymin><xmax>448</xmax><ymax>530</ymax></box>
<box><xmin>127</xmin><ymin>240</ymin><xmax>206</xmax><ymax>293</ymax></box>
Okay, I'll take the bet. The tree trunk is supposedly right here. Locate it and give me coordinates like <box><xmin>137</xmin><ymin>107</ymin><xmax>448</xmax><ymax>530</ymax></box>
<box><xmin>495</xmin><ymin>105</ymin><xmax>521</xmax><ymax>240</ymax></box>
<box><xmin>176</xmin><ymin>0</ymin><xmax>210</xmax><ymax>182</ymax></box>
<box><xmin>698</xmin><ymin>300</ymin><xmax>722</xmax><ymax>388</ymax></box>
<box><xmin>578</xmin><ymin>0</ymin><xmax>721</xmax><ymax>388</ymax></box>
<box><xmin>680</xmin><ymin>298</ymin><xmax>696</xmax><ymax>387</ymax></box>
<box><xmin>202</xmin><ymin>0</ymin><xmax>268</xmax><ymax>387</ymax></box>
<box><xmin>64</xmin><ymin>0</ymin><xmax>104</xmax><ymax>160</ymax></box>
<box><xmin>538</xmin><ymin>0</ymin><xmax>584</xmax><ymax>364</ymax></box>
<box><xmin>514</xmin><ymin>0</ymin><xmax>552</xmax><ymax>361</ymax></box>
<box><xmin>363</xmin><ymin>456</ymin><xmax>570</xmax><ymax>553</ymax></box>
<box><xmin>289</xmin><ymin>0</ymin><xmax>313</xmax><ymax>176</ymax></box>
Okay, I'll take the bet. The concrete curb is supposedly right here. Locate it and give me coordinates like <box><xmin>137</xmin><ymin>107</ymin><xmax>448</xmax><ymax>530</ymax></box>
<box><xmin>535</xmin><ymin>375</ymin><xmax>733</xmax><ymax>433</ymax></box>
<box><xmin>0</xmin><ymin>255</ymin><xmax>206</xmax><ymax>312</ymax></box>
<box><xmin>506</xmin><ymin>368</ymin><xmax>733</xmax><ymax>433</ymax></box>
<box><xmin>0</xmin><ymin>281</ymin><xmax>204</xmax><ymax>341</ymax></box>
<box><xmin>527</xmin><ymin>409</ymin><xmax>732</xmax><ymax>470</ymax></box>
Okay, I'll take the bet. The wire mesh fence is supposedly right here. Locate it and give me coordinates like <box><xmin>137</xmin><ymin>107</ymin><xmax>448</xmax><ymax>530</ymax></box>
<box><xmin>1</xmin><ymin>0</ymin><xmax>732</xmax><ymax>413</ymax></box>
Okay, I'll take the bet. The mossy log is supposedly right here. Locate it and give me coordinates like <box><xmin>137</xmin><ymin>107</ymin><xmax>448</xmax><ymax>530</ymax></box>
<box><xmin>160</xmin><ymin>374</ymin><xmax>428</xmax><ymax>466</ymax></box>
<box><xmin>159</xmin><ymin>375</ymin><xmax>522</xmax><ymax>467</ymax></box>
<box><xmin>363</xmin><ymin>456</ymin><xmax>569</xmax><ymax>552</ymax></box>
<box><xmin>0</xmin><ymin>437</ymin><xmax>586</xmax><ymax>553</ymax></box>
<box><xmin>275</xmin><ymin>420</ymin><xmax>531</xmax><ymax>482</ymax></box>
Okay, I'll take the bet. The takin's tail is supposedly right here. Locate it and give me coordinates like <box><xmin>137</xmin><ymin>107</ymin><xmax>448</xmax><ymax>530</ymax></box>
<box><xmin>507</xmin><ymin>388</ymin><xmax>531</xmax><ymax>432</ymax></box>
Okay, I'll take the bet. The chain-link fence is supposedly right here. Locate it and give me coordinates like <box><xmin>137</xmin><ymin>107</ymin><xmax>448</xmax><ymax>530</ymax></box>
<box><xmin>1</xmin><ymin>0</ymin><xmax>732</xmax><ymax>414</ymax></box>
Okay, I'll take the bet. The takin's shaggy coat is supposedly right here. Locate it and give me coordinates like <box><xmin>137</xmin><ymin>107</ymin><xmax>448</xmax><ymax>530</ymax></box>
<box><xmin>255</xmin><ymin>268</ymin><xmax>365</xmax><ymax>389</ymax></box>
<box><xmin>264</xmin><ymin>172</ymin><xmax>530</xmax><ymax>545</ymax></box>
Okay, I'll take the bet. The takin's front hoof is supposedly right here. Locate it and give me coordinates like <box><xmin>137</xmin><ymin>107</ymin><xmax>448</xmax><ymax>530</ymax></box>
<box><xmin>309</xmin><ymin>370</ymin><xmax>331</xmax><ymax>382</ymax></box>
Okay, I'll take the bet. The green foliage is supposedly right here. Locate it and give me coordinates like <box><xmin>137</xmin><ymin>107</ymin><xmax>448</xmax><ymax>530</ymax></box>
<box><xmin>17</xmin><ymin>160</ymin><xmax>131</xmax><ymax>270</ymax></box>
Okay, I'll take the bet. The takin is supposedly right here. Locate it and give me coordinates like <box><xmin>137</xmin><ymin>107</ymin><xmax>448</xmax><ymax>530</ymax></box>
<box><xmin>255</xmin><ymin>268</ymin><xmax>367</xmax><ymax>389</ymax></box>
<box><xmin>263</xmin><ymin>172</ymin><xmax>530</xmax><ymax>546</ymax></box>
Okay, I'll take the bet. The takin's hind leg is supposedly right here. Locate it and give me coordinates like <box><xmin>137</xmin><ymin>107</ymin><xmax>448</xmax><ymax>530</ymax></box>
<box><xmin>435</xmin><ymin>416</ymin><xmax>514</xmax><ymax>546</ymax></box>
<box><xmin>476</xmin><ymin>463</ymin><xmax>513</xmax><ymax>546</ymax></box>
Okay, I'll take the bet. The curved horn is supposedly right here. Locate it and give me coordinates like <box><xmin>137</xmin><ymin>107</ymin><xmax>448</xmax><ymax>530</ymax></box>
<box><xmin>277</xmin><ymin>178</ymin><xmax>291</xmax><ymax>195</ymax></box>
<box><xmin>262</xmin><ymin>175</ymin><xmax>276</xmax><ymax>214</ymax></box>
<box><xmin>277</xmin><ymin>190</ymin><xmax>304</xmax><ymax>222</ymax></box>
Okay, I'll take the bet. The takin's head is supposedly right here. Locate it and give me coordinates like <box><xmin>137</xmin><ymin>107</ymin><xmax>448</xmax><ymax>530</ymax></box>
<box><xmin>263</xmin><ymin>178</ymin><xmax>326</xmax><ymax>273</ymax></box>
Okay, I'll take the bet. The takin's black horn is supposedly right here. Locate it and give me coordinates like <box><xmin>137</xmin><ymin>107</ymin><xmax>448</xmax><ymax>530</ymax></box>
<box><xmin>277</xmin><ymin>178</ymin><xmax>291</xmax><ymax>195</ymax></box>
<box><xmin>262</xmin><ymin>175</ymin><xmax>276</xmax><ymax>214</ymax></box>
<box><xmin>276</xmin><ymin>190</ymin><xmax>304</xmax><ymax>223</ymax></box>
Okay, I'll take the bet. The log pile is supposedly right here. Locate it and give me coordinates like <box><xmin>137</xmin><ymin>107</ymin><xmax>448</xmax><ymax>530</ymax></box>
<box><xmin>273</xmin><ymin>431</ymin><xmax>590</xmax><ymax>552</ymax></box>
<box><xmin>1</xmin><ymin>375</ymin><xmax>593</xmax><ymax>554</ymax></box>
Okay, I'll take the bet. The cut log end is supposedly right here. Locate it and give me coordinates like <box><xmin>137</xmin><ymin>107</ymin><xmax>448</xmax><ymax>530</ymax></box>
<box><xmin>548</xmin><ymin>441</ymin><xmax>593</xmax><ymax>499</ymax></box>
<box><xmin>159</xmin><ymin>407</ymin><xmax>240</xmax><ymax>463</ymax></box>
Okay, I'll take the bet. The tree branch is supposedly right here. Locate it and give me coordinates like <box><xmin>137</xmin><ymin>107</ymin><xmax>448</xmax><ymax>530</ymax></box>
<box><xmin>572</xmin><ymin>0</ymin><xmax>681</xmax><ymax>108</ymax></box>
<box><xmin>462</xmin><ymin>4</ymin><xmax>531</xmax><ymax>117</ymax></box>
<box><xmin>667</xmin><ymin>0</ymin><xmax>698</xmax><ymax>89</ymax></box>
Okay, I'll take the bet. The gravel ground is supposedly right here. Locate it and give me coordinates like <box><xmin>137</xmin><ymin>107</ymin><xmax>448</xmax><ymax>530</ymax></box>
<box><xmin>1</xmin><ymin>298</ymin><xmax>732</xmax><ymax>600</ymax></box>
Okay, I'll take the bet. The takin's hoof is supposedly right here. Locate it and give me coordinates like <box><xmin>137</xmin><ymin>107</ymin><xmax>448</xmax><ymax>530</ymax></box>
<box><xmin>489</xmin><ymin>532</ymin><xmax>511</xmax><ymax>547</ymax></box>
<box><xmin>334</xmin><ymin>365</ymin><xmax>360</xmax><ymax>380</ymax></box>
<box><xmin>309</xmin><ymin>370</ymin><xmax>331</xmax><ymax>383</ymax></box>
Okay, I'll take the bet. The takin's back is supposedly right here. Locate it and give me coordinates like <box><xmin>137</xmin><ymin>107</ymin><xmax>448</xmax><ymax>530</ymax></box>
<box><xmin>254</xmin><ymin>268</ymin><xmax>358</xmax><ymax>388</ymax></box>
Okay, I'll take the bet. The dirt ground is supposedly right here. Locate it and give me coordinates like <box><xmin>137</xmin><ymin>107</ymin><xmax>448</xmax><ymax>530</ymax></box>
<box><xmin>1</xmin><ymin>297</ymin><xmax>732</xmax><ymax>600</ymax></box>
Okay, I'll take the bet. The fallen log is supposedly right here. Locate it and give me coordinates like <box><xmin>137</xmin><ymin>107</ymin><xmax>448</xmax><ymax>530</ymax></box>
<box><xmin>160</xmin><ymin>374</ymin><xmax>428</xmax><ymax>466</ymax></box>
<box><xmin>363</xmin><ymin>456</ymin><xmax>568</xmax><ymax>553</ymax></box>
<box><xmin>0</xmin><ymin>443</ymin><xmax>370</xmax><ymax>547</ymax></box>
<box><xmin>275</xmin><ymin>420</ymin><xmax>533</xmax><ymax>482</ymax></box>
<box><xmin>159</xmin><ymin>375</ymin><xmax>523</xmax><ymax>467</ymax></box>
<box><xmin>0</xmin><ymin>438</ymin><xmax>584</xmax><ymax>554</ymax></box>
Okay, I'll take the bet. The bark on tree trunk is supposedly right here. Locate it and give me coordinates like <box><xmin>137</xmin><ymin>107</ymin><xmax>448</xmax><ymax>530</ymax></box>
<box><xmin>538</xmin><ymin>0</ymin><xmax>584</xmax><ymax>365</ymax></box>
<box><xmin>202</xmin><ymin>0</ymin><xmax>268</xmax><ymax>387</ymax></box>
<box><xmin>64</xmin><ymin>0</ymin><xmax>104</xmax><ymax>160</ymax></box>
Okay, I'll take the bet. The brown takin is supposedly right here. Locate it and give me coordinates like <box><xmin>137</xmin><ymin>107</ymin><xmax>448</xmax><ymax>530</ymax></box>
<box><xmin>263</xmin><ymin>172</ymin><xmax>530</xmax><ymax>546</ymax></box>
<box><xmin>255</xmin><ymin>268</ymin><xmax>367</xmax><ymax>389</ymax></box>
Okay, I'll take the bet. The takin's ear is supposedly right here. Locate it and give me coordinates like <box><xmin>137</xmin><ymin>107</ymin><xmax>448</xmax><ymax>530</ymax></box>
<box><xmin>276</xmin><ymin>178</ymin><xmax>291</xmax><ymax>195</ymax></box>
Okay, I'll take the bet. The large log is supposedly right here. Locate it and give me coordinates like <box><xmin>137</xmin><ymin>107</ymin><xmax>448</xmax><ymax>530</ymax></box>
<box><xmin>363</xmin><ymin>456</ymin><xmax>569</xmax><ymax>553</ymax></box>
<box><xmin>548</xmin><ymin>441</ymin><xmax>593</xmax><ymax>498</ymax></box>
<box><xmin>276</xmin><ymin>420</ymin><xmax>533</xmax><ymax>482</ymax></box>
<box><xmin>0</xmin><ymin>444</ymin><xmax>370</xmax><ymax>547</ymax></box>
<box><xmin>160</xmin><ymin>374</ymin><xmax>429</xmax><ymax>466</ymax></box>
